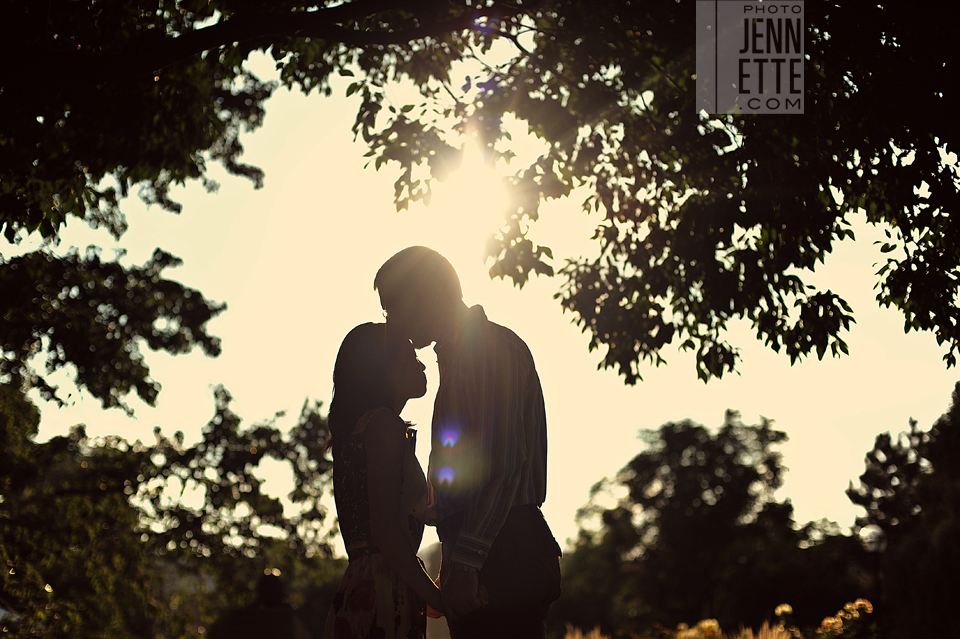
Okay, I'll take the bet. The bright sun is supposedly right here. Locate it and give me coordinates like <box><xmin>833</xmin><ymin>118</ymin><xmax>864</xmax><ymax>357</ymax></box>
<box><xmin>428</xmin><ymin>140</ymin><xmax>508</xmax><ymax>260</ymax></box>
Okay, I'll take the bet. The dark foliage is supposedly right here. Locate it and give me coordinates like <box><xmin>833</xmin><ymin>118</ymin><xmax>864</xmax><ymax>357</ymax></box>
<box><xmin>2</xmin><ymin>1</ymin><xmax>957</xmax><ymax>384</ymax></box>
<box><xmin>0</xmin><ymin>247</ymin><xmax>223</xmax><ymax>414</ymax></box>
<box><xmin>360</xmin><ymin>1</ymin><xmax>959</xmax><ymax>382</ymax></box>
<box><xmin>0</xmin><ymin>384</ymin><xmax>339</xmax><ymax>638</ymax></box>
<box><xmin>847</xmin><ymin>382</ymin><xmax>960</xmax><ymax>639</ymax></box>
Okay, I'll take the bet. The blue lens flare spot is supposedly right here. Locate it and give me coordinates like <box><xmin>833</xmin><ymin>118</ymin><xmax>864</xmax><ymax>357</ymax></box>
<box><xmin>437</xmin><ymin>467</ymin><xmax>455</xmax><ymax>484</ymax></box>
<box><xmin>441</xmin><ymin>429</ymin><xmax>459</xmax><ymax>447</ymax></box>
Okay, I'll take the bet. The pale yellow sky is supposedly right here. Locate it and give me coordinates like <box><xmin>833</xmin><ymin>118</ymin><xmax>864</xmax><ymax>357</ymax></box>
<box><xmin>26</xmin><ymin>61</ymin><xmax>960</xmax><ymax>554</ymax></box>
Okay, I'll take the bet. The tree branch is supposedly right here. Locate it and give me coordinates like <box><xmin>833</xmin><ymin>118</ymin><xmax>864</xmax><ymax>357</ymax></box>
<box><xmin>5</xmin><ymin>3</ymin><xmax>522</xmax><ymax>91</ymax></box>
<box><xmin>1</xmin><ymin>485</ymin><xmax>128</xmax><ymax>508</ymax></box>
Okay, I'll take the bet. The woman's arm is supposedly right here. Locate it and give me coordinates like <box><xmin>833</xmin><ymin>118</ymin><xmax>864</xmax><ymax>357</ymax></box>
<box><xmin>365</xmin><ymin>411</ymin><xmax>444</xmax><ymax>613</ymax></box>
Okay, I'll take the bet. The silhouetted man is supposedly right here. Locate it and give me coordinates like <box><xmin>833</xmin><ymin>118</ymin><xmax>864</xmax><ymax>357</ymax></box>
<box><xmin>375</xmin><ymin>246</ymin><xmax>561</xmax><ymax>639</ymax></box>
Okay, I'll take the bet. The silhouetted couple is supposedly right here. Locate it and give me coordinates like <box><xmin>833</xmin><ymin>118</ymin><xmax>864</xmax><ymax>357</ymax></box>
<box><xmin>323</xmin><ymin>247</ymin><xmax>561</xmax><ymax>639</ymax></box>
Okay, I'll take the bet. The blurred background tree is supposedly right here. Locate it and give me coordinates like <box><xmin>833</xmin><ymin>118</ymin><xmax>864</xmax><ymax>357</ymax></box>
<box><xmin>846</xmin><ymin>382</ymin><xmax>960</xmax><ymax>639</ymax></box>
<box><xmin>0</xmin><ymin>383</ymin><xmax>342</xmax><ymax>637</ymax></box>
<box><xmin>549</xmin><ymin>412</ymin><xmax>863</xmax><ymax>638</ymax></box>
<box><xmin>551</xmin><ymin>384</ymin><xmax>960</xmax><ymax>639</ymax></box>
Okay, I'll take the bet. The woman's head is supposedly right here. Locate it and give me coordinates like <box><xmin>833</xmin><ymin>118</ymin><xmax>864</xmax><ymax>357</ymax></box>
<box><xmin>327</xmin><ymin>322</ymin><xmax>426</xmax><ymax>450</ymax></box>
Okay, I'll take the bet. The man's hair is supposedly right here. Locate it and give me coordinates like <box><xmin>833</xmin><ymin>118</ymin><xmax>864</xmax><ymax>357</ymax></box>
<box><xmin>374</xmin><ymin>246</ymin><xmax>462</xmax><ymax>310</ymax></box>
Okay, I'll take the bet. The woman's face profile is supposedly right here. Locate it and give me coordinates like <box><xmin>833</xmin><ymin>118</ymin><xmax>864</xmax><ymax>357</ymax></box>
<box><xmin>388</xmin><ymin>339</ymin><xmax>428</xmax><ymax>402</ymax></box>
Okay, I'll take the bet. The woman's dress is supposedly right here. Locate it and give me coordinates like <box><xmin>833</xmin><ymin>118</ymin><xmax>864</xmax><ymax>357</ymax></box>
<box><xmin>325</xmin><ymin>407</ymin><xmax>429</xmax><ymax>639</ymax></box>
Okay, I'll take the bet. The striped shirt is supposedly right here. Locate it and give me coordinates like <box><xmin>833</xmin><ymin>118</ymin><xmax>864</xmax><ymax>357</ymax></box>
<box><xmin>429</xmin><ymin>305</ymin><xmax>548</xmax><ymax>569</ymax></box>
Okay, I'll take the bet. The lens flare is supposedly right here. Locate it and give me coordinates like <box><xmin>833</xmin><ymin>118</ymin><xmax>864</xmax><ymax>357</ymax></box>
<box><xmin>441</xmin><ymin>429</ymin><xmax>459</xmax><ymax>447</ymax></box>
<box><xmin>437</xmin><ymin>467</ymin><xmax>455</xmax><ymax>485</ymax></box>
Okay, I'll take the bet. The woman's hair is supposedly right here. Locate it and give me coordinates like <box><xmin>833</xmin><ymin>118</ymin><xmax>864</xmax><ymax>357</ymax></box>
<box><xmin>326</xmin><ymin>322</ymin><xmax>409</xmax><ymax>452</ymax></box>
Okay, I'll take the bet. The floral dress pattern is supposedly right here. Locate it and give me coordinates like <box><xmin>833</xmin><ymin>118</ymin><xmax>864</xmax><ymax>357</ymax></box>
<box><xmin>325</xmin><ymin>408</ymin><xmax>429</xmax><ymax>639</ymax></box>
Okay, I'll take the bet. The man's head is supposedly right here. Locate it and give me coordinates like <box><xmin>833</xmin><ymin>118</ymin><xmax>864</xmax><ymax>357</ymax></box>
<box><xmin>374</xmin><ymin>246</ymin><xmax>462</xmax><ymax>348</ymax></box>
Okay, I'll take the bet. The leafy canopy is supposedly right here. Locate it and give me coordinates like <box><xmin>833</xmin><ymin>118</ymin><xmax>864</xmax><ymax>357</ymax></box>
<box><xmin>2</xmin><ymin>0</ymin><xmax>957</xmax><ymax>392</ymax></box>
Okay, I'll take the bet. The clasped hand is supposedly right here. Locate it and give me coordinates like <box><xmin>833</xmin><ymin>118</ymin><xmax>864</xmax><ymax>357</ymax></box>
<box><xmin>434</xmin><ymin>570</ymin><xmax>489</xmax><ymax>620</ymax></box>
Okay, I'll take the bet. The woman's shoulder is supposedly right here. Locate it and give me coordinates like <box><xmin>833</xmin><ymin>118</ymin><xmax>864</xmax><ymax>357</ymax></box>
<box><xmin>364</xmin><ymin>407</ymin><xmax>408</xmax><ymax>436</ymax></box>
<box><xmin>363</xmin><ymin>409</ymin><xmax>413</xmax><ymax>464</ymax></box>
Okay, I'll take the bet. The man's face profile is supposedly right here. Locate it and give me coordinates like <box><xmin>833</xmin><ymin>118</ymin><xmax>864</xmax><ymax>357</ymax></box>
<box><xmin>385</xmin><ymin>294</ymin><xmax>435</xmax><ymax>349</ymax></box>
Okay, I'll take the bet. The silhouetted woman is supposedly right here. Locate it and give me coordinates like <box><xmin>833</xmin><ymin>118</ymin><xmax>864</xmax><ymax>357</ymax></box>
<box><xmin>323</xmin><ymin>322</ymin><xmax>442</xmax><ymax>639</ymax></box>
